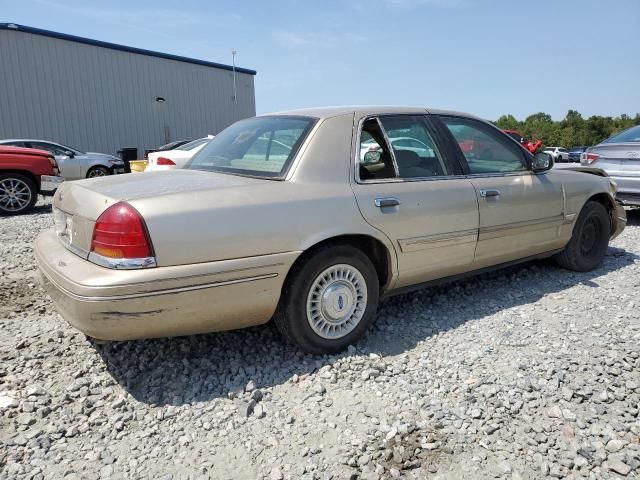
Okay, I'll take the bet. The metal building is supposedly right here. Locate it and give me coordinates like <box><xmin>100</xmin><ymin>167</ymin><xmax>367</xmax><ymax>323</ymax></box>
<box><xmin>0</xmin><ymin>23</ymin><xmax>257</xmax><ymax>157</ymax></box>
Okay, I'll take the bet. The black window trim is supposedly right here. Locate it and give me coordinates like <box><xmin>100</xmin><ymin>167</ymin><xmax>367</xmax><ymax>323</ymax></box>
<box><xmin>353</xmin><ymin>113</ymin><xmax>467</xmax><ymax>184</ymax></box>
<box><xmin>433</xmin><ymin>114</ymin><xmax>534</xmax><ymax>177</ymax></box>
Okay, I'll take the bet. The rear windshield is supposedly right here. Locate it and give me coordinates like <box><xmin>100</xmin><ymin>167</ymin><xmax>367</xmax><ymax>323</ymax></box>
<box><xmin>603</xmin><ymin>125</ymin><xmax>640</xmax><ymax>144</ymax></box>
<box><xmin>186</xmin><ymin>116</ymin><xmax>316</xmax><ymax>179</ymax></box>
<box><xmin>177</xmin><ymin>138</ymin><xmax>209</xmax><ymax>151</ymax></box>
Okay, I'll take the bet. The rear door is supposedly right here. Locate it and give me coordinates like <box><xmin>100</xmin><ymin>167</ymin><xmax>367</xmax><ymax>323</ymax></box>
<box><xmin>436</xmin><ymin>115</ymin><xmax>566</xmax><ymax>268</ymax></box>
<box><xmin>350</xmin><ymin>114</ymin><xmax>479</xmax><ymax>289</ymax></box>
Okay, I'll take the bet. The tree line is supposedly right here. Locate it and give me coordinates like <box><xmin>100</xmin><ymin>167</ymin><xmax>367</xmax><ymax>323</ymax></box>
<box><xmin>494</xmin><ymin>110</ymin><xmax>640</xmax><ymax>149</ymax></box>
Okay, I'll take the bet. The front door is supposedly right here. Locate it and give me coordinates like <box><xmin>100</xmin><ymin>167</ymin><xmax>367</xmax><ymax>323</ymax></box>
<box><xmin>350</xmin><ymin>115</ymin><xmax>479</xmax><ymax>289</ymax></box>
<box><xmin>438</xmin><ymin>115</ymin><xmax>565</xmax><ymax>267</ymax></box>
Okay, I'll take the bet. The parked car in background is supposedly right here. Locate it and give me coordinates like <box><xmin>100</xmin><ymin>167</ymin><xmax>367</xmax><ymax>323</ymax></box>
<box><xmin>568</xmin><ymin>146</ymin><xmax>588</xmax><ymax>163</ymax></box>
<box><xmin>582</xmin><ymin>125</ymin><xmax>640</xmax><ymax>206</ymax></box>
<box><xmin>503</xmin><ymin>130</ymin><xmax>543</xmax><ymax>154</ymax></box>
<box><xmin>144</xmin><ymin>140</ymin><xmax>191</xmax><ymax>159</ymax></box>
<box><xmin>0</xmin><ymin>146</ymin><xmax>63</xmax><ymax>215</ymax></box>
<box><xmin>0</xmin><ymin>139</ymin><xmax>124</xmax><ymax>179</ymax></box>
<box><xmin>544</xmin><ymin>146</ymin><xmax>570</xmax><ymax>162</ymax></box>
<box><xmin>35</xmin><ymin>107</ymin><xmax>625</xmax><ymax>354</ymax></box>
<box><xmin>145</xmin><ymin>136</ymin><xmax>213</xmax><ymax>171</ymax></box>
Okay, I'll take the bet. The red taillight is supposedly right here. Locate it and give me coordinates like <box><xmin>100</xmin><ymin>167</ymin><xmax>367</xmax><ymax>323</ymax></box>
<box><xmin>47</xmin><ymin>155</ymin><xmax>59</xmax><ymax>174</ymax></box>
<box><xmin>583</xmin><ymin>153</ymin><xmax>600</xmax><ymax>165</ymax></box>
<box><xmin>90</xmin><ymin>203</ymin><xmax>153</xmax><ymax>259</ymax></box>
<box><xmin>156</xmin><ymin>157</ymin><xmax>176</xmax><ymax>166</ymax></box>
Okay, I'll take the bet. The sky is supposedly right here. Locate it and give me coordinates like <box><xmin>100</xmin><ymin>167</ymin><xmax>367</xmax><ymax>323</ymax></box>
<box><xmin>3</xmin><ymin>0</ymin><xmax>640</xmax><ymax>120</ymax></box>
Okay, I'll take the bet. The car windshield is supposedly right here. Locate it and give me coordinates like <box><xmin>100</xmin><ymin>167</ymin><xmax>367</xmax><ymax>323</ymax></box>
<box><xmin>177</xmin><ymin>138</ymin><xmax>209</xmax><ymax>151</ymax></box>
<box><xmin>186</xmin><ymin>116</ymin><xmax>316</xmax><ymax>179</ymax></box>
<box><xmin>603</xmin><ymin>125</ymin><xmax>640</xmax><ymax>144</ymax></box>
<box><xmin>158</xmin><ymin>140</ymin><xmax>188</xmax><ymax>150</ymax></box>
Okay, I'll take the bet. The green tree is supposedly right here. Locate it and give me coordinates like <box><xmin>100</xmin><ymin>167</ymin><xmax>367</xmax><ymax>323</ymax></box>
<box><xmin>495</xmin><ymin>114</ymin><xmax>520</xmax><ymax>131</ymax></box>
<box><xmin>493</xmin><ymin>110</ymin><xmax>639</xmax><ymax>148</ymax></box>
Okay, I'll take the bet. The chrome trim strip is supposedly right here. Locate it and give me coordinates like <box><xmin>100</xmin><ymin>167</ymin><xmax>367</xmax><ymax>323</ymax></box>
<box><xmin>40</xmin><ymin>269</ymin><xmax>278</xmax><ymax>302</ymax></box>
<box><xmin>88</xmin><ymin>252</ymin><xmax>157</xmax><ymax>270</ymax></box>
<box><xmin>479</xmin><ymin>214</ymin><xmax>565</xmax><ymax>240</ymax></box>
<box><xmin>398</xmin><ymin>228</ymin><xmax>478</xmax><ymax>253</ymax></box>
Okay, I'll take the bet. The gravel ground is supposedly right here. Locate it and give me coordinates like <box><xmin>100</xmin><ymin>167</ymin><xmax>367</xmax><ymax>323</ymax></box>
<box><xmin>1</xmin><ymin>198</ymin><xmax>639</xmax><ymax>480</ymax></box>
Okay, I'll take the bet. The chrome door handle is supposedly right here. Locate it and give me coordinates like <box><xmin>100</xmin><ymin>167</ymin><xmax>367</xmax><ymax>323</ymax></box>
<box><xmin>374</xmin><ymin>197</ymin><xmax>400</xmax><ymax>208</ymax></box>
<box><xmin>479</xmin><ymin>189</ymin><xmax>501</xmax><ymax>198</ymax></box>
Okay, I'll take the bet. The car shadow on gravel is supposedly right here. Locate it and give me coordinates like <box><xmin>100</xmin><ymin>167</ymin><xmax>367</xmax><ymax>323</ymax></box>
<box><xmin>94</xmin><ymin>243</ymin><xmax>638</xmax><ymax>407</ymax></box>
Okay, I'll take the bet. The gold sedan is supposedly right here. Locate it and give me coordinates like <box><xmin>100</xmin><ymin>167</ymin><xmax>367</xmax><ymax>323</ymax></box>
<box><xmin>35</xmin><ymin>107</ymin><xmax>626</xmax><ymax>353</ymax></box>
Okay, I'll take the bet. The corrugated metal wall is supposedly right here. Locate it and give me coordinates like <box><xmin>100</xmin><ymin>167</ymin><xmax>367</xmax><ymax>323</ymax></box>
<box><xmin>0</xmin><ymin>29</ymin><xmax>256</xmax><ymax>156</ymax></box>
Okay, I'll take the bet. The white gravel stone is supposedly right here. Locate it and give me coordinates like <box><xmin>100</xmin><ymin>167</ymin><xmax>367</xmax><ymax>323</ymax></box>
<box><xmin>0</xmin><ymin>200</ymin><xmax>639</xmax><ymax>479</ymax></box>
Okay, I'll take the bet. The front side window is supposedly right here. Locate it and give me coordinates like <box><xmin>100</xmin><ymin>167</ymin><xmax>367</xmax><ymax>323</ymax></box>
<box><xmin>440</xmin><ymin>117</ymin><xmax>528</xmax><ymax>174</ymax></box>
<box><xmin>187</xmin><ymin>116</ymin><xmax>315</xmax><ymax>178</ymax></box>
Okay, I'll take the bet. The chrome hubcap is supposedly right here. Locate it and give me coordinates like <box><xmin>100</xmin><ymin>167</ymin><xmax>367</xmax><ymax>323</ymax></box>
<box><xmin>0</xmin><ymin>178</ymin><xmax>32</xmax><ymax>211</ymax></box>
<box><xmin>306</xmin><ymin>264</ymin><xmax>367</xmax><ymax>339</ymax></box>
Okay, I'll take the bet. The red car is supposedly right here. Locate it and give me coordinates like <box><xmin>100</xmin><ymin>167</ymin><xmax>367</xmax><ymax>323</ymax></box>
<box><xmin>503</xmin><ymin>130</ymin><xmax>543</xmax><ymax>154</ymax></box>
<box><xmin>0</xmin><ymin>146</ymin><xmax>64</xmax><ymax>215</ymax></box>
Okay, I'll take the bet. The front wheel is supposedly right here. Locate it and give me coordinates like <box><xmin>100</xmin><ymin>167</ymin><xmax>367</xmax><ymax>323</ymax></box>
<box><xmin>554</xmin><ymin>201</ymin><xmax>611</xmax><ymax>271</ymax></box>
<box><xmin>86</xmin><ymin>166</ymin><xmax>110</xmax><ymax>178</ymax></box>
<box><xmin>274</xmin><ymin>245</ymin><xmax>379</xmax><ymax>354</ymax></box>
<box><xmin>0</xmin><ymin>173</ymin><xmax>37</xmax><ymax>215</ymax></box>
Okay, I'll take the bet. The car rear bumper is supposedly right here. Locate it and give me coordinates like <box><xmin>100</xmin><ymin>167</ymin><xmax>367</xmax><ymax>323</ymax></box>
<box><xmin>611</xmin><ymin>174</ymin><xmax>640</xmax><ymax>206</ymax></box>
<box><xmin>35</xmin><ymin>229</ymin><xmax>300</xmax><ymax>341</ymax></box>
<box><xmin>40</xmin><ymin>175</ymin><xmax>64</xmax><ymax>195</ymax></box>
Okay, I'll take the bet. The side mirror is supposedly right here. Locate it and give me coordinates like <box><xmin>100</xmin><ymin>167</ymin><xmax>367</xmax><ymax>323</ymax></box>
<box><xmin>363</xmin><ymin>150</ymin><xmax>382</xmax><ymax>164</ymax></box>
<box><xmin>532</xmin><ymin>152</ymin><xmax>553</xmax><ymax>172</ymax></box>
<box><xmin>63</xmin><ymin>150</ymin><xmax>75</xmax><ymax>158</ymax></box>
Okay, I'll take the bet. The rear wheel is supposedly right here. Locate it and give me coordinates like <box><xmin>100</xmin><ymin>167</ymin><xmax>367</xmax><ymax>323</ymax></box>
<box><xmin>0</xmin><ymin>173</ymin><xmax>37</xmax><ymax>215</ymax></box>
<box><xmin>274</xmin><ymin>244</ymin><xmax>379</xmax><ymax>354</ymax></box>
<box><xmin>86</xmin><ymin>166</ymin><xmax>110</xmax><ymax>178</ymax></box>
<box><xmin>554</xmin><ymin>201</ymin><xmax>610</xmax><ymax>271</ymax></box>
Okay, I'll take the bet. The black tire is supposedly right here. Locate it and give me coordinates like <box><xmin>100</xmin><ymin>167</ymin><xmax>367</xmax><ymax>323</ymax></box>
<box><xmin>86</xmin><ymin>166</ymin><xmax>110</xmax><ymax>178</ymax></box>
<box><xmin>274</xmin><ymin>244</ymin><xmax>380</xmax><ymax>354</ymax></box>
<box><xmin>0</xmin><ymin>173</ymin><xmax>37</xmax><ymax>215</ymax></box>
<box><xmin>554</xmin><ymin>201</ymin><xmax>611</xmax><ymax>271</ymax></box>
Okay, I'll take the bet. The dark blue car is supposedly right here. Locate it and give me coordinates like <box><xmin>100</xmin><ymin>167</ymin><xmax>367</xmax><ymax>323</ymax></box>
<box><xmin>568</xmin><ymin>146</ymin><xmax>588</xmax><ymax>162</ymax></box>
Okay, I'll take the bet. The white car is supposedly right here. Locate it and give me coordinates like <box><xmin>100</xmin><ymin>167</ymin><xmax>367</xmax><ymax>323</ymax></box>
<box><xmin>544</xmin><ymin>147</ymin><xmax>569</xmax><ymax>162</ymax></box>
<box><xmin>145</xmin><ymin>136</ymin><xmax>213</xmax><ymax>171</ymax></box>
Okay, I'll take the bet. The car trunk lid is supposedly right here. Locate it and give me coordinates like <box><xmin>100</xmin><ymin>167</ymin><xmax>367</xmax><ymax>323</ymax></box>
<box><xmin>52</xmin><ymin>170</ymin><xmax>267</xmax><ymax>259</ymax></box>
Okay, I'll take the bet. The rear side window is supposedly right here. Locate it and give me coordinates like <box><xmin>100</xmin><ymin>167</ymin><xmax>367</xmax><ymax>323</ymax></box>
<box><xmin>440</xmin><ymin>117</ymin><xmax>528</xmax><ymax>174</ymax></box>
<box><xmin>379</xmin><ymin>116</ymin><xmax>453</xmax><ymax>178</ymax></box>
<box><xmin>30</xmin><ymin>142</ymin><xmax>67</xmax><ymax>156</ymax></box>
<box><xmin>359</xmin><ymin>118</ymin><xmax>397</xmax><ymax>181</ymax></box>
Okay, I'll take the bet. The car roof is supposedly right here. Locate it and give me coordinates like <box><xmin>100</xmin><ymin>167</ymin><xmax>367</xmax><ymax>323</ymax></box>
<box><xmin>263</xmin><ymin>105</ymin><xmax>484</xmax><ymax>121</ymax></box>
